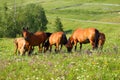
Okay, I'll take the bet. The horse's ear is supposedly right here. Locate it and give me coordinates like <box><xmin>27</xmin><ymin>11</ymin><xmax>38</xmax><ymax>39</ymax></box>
<box><xmin>22</xmin><ymin>27</ymin><xmax>25</xmax><ymax>30</ymax></box>
<box><xmin>26</xmin><ymin>27</ymin><xmax>28</xmax><ymax>30</ymax></box>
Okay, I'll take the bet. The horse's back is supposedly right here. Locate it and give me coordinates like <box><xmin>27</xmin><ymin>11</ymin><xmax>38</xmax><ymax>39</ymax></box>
<box><xmin>14</xmin><ymin>37</ymin><xmax>26</xmax><ymax>54</ymax></box>
<box><xmin>72</xmin><ymin>28</ymin><xmax>98</xmax><ymax>42</ymax></box>
<box><xmin>34</xmin><ymin>31</ymin><xmax>47</xmax><ymax>38</ymax></box>
<box><xmin>30</xmin><ymin>31</ymin><xmax>47</xmax><ymax>45</ymax></box>
<box><xmin>14</xmin><ymin>37</ymin><xmax>25</xmax><ymax>47</ymax></box>
<box><xmin>49</xmin><ymin>32</ymin><xmax>64</xmax><ymax>45</ymax></box>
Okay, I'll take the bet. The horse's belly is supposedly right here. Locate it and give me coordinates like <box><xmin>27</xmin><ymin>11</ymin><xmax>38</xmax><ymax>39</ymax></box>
<box><xmin>30</xmin><ymin>40</ymin><xmax>43</xmax><ymax>46</ymax></box>
<box><xmin>81</xmin><ymin>39</ymin><xmax>90</xmax><ymax>44</ymax></box>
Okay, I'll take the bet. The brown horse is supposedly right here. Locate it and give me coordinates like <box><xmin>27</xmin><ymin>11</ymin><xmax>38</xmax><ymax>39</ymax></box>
<box><xmin>14</xmin><ymin>37</ymin><xmax>30</xmax><ymax>55</ymax></box>
<box><xmin>98</xmin><ymin>32</ymin><xmax>106</xmax><ymax>49</ymax></box>
<box><xmin>44</xmin><ymin>32</ymin><xmax>67</xmax><ymax>52</ymax></box>
<box><xmin>43</xmin><ymin>32</ymin><xmax>52</xmax><ymax>52</ymax></box>
<box><xmin>66</xmin><ymin>28</ymin><xmax>100</xmax><ymax>52</ymax></box>
<box><xmin>22</xmin><ymin>27</ymin><xmax>48</xmax><ymax>54</ymax></box>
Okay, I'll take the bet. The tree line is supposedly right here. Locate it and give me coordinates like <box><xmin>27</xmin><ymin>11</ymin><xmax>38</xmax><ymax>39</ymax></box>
<box><xmin>0</xmin><ymin>3</ymin><xmax>63</xmax><ymax>38</ymax></box>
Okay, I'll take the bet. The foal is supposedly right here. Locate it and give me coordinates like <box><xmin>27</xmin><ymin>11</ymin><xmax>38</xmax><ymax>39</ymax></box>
<box><xmin>14</xmin><ymin>37</ymin><xmax>30</xmax><ymax>55</ymax></box>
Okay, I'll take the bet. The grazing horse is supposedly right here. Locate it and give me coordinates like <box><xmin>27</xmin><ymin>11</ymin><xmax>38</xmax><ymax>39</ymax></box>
<box><xmin>14</xmin><ymin>37</ymin><xmax>30</xmax><ymax>55</ymax></box>
<box><xmin>22</xmin><ymin>27</ymin><xmax>48</xmax><ymax>54</ymax></box>
<box><xmin>44</xmin><ymin>32</ymin><xmax>67</xmax><ymax>52</ymax></box>
<box><xmin>43</xmin><ymin>32</ymin><xmax>52</xmax><ymax>52</ymax></box>
<box><xmin>66</xmin><ymin>28</ymin><xmax>100</xmax><ymax>52</ymax></box>
<box><xmin>98</xmin><ymin>32</ymin><xmax>106</xmax><ymax>49</ymax></box>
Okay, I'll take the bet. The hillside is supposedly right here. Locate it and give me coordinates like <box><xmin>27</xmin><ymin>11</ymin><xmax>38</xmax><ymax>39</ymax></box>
<box><xmin>0</xmin><ymin>0</ymin><xmax>120</xmax><ymax>80</ymax></box>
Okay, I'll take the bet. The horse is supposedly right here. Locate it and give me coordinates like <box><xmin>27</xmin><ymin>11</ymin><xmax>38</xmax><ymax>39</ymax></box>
<box><xmin>14</xmin><ymin>37</ymin><xmax>31</xmax><ymax>55</ymax></box>
<box><xmin>43</xmin><ymin>32</ymin><xmax>52</xmax><ymax>52</ymax></box>
<box><xmin>66</xmin><ymin>28</ymin><xmax>100</xmax><ymax>52</ymax></box>
<box><xmin>43</xmin><ymin>31</ymin><xmax>67</xmax><ymax>52</ymax></box>
<box><xmin>66</xmin><ymin>32</ymin><xmax>105</xmax><ymax>52</ymax></box>
<box><xmin>98</xmin><ymin>32</ymin><xmax>106</xmax><ymax>49</ymax></box>
<box><xmin>22</xmin><ymin>27</ymin><xmax>48</xmax><ymax>54</ymax></box>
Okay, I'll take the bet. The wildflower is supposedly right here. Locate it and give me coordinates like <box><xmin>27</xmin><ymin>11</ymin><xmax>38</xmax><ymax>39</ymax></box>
<box><xmin>75</xmin><ymin>68</ymin><xmax>79</xmax><ymax>71</ymax></box>
<box><xmin>104</xmin><ymin>61</ymin><xmax>108</xmax><ymax>65</ymax></box>
<box><xmin>76</xmin><ymin>76</ymin><xmax>81</xmax><ymax>80</ymax></box>
<box><xmin>51</xmin><ymin>78</ymin><xmax>54</xmax><ymax>80</ymax></box>
<box><xmin>92</xmin><ymin>61</ymin><xmax>96</xmax><ymax>65</ymax></box>
<box><xmin>36</xmin><ymin>77</ymin><xmax>39</xmax><ymax>80</ymax></box>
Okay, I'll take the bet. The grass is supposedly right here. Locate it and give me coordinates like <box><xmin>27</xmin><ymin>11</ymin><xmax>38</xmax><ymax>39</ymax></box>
<box><xmin>0</xmin><ymin>0</ymin><xmax>120</xmax><ymax>80</ymax></box>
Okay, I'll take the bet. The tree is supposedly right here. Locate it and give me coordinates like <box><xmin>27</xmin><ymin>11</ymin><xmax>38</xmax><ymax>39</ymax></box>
<box><xmin>54</xmin><ymin>17</ymin><xmax>63</xmax><ymax>32</ymax></box>
<box><xmin>0</xmin><ymin>3</ymin><xmax>48</xmax><ymax>37</ymax></box>
<box><xmin>19</xmin><ymin>4</ymin><xmax>48</xmax><ymax>32</ymax></box>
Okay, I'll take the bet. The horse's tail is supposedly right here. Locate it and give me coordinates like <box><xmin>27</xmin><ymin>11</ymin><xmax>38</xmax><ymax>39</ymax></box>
<box><xmin>14</xmin><ymin>38</ymin><xmax>18</xmax><ymax>54</ymax></box>
<box><xmin>46</xmin><ymin>32</ymin><xmax>52</xmax><ymax>38</ymax></box>
<box><xmin>62</xmin><ymin>33</ymin><xmax>68</xmax><ymax>45</ymax></box>
<box><xmin>14</xmin><ymin>39</ymin><xmax>18</xmax><ymax>46</ymax></box>
<box><xmin>94</xmin><ymin>29</ymin><xmax>100</xmax><ymax>49</ymax></box>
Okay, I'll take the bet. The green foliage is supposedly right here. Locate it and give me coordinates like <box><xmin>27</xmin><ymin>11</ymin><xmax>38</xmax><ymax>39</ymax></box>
<box><xmin>0</xmin><ymin>3</ymin><xmax>48</xmax><ymax>37</ymax></box>
<box><xmin>54</xmin><ymin>17</ymin><xmax>63</xmax><ymax>32</ymax></box>
<box><xmin>0</xmin><ymin>0</ymin><xmax>120</xmax><ymax>80</ymax></box>
<box><xmin>18</xmin><ymin>4</ymin><xmax>48</xmax><ymax>32</ymax></box>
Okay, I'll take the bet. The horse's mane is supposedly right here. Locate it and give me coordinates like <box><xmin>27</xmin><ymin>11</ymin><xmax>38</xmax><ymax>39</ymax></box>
<box><xmin>30</xmin><ymin>32</ymin><xmax>34</xmax><ymax>35</ymax></box>
<box><xmin>45</xmin><ymin>32</ymin><xmax>52</xmax><ymax>37</ymax></box>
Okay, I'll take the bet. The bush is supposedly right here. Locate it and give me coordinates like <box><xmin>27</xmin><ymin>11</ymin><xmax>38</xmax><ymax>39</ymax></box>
<box><xmin>54</xmin><ymin>17</ymin><xmax>63</xmax><ymax>32</ymax></box>
<box><xmin>0</xmin><ymin>3</ymin><xmax>48</xmax><ymax>37</ymax></box>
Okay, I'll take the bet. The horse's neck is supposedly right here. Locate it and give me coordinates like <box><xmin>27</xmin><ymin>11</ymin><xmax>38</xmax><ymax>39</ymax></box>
<box><xmin>30</xmin><ymin>32</ymin><xmax>34</xmax><ymax>35</ymax></box>
<box><xmin>25</xmin><ymin>32</ymin><xmax>33</xmax><ymax>43</ymax></box>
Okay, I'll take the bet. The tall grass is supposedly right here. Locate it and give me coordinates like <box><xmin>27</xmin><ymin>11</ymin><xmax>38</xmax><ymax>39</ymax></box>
<box><xmin>0</xmin><ymin>0</ymin><xmax>120</xmax><ymax>80</ymax></box>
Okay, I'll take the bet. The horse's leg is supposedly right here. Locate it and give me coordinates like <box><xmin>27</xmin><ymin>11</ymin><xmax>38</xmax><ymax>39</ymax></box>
<box><xmin>49</xmin><ymin>45</ymin><xmax>52</xmax><ymax>52</ymax></box>
<box><xmin>41</xmin><ymin>42</ymin><xmax>45</xmax><ymax>52</ymax></box>
<box><xmin>89</xmin><ymin>40</ymin><xmax>95</xmax><ymax>50</ymax></box>
<box><xmin>28</xmin><ymin>46</ymin><xmax>32</xmax><ymax>55</ymax></box>
<box><xmin>80</xmin><ymin>43</ymin><xmax>82</xmax><ymax>51</ymax></box>
<box><xmin>55</xmin><ymin>43</ymin><xmax>59</xmax><ymax>52</ymax></box>
<box><xmin>19</xmin><ymin>49</ymin><xmax>23</xmax><ymax>56</ymax></box>
<box><xmin>99</xmin><ymin>45</ymin><xmax>103</xmax><ymax>50</ymax></box>
<box><xmin>22</xmin><ymin>50</ymin><xmax>26</xmax><ymax>56</ymax></box>
<box><xmin>14</xmin><ymin>43</ymin><xmax>18</xmax><ymax>55</ymax></box>
<box><xmin>38</xmin><ymin>44</ymin><xmax>42</xmax><ymax>53</ymax></box>
<box><xmin>74</xmin><ymin>40</ymin><xmax>77</xmax><ymax>51</ymax></box>
<box><xmin>14</xmin><ymin>47</ymin><xmax>18</xmax><ymax>55</ymax></box>
<box><xmin>74</xmin><ymin>44</ymin><xmax>77</xmax><ymax>51</ymax></box>
<box><xmin>18</xmin><ymin>51</ymin><xmax>20</xmax><ymax>55</ymax></box>
<box><xmin>60</xmin><ymin>44</ymin><xmax>63</xmax><ymax>51</ymax></box>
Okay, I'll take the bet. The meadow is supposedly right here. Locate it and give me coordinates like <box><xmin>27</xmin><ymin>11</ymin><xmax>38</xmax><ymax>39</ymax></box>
<box><xmin>0</xmin><ymin>0</ymin><xmax>120</xmax><ymax>80</ymax></box>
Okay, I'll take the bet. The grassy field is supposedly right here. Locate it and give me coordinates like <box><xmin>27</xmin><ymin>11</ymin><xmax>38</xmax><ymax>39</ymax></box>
<box><xmin>0</xmin><ymin>0</ymin><xmax>120</xmax><ymax>80</ymax></box>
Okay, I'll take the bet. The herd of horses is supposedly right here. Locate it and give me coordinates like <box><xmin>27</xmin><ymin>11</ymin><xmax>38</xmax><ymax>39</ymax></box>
<box><xmin>14</xmin><ymin>27</ymin><xmax>105</xmax><ymax>55</ymax></box>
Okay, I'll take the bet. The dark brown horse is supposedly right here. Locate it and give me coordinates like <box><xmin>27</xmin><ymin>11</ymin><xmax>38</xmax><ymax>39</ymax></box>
<box><xmin>22</xmin><ymin>27</ymin><xmax>48</xmax><ymax>54</ymax></box>
<box><xmin>43</xmin><ymin>32</ymin><xmax>67</xmax><ymax>52</ymax></box>
<box><xmin>66</xmin><ymin>28</ymin><xmax>100</xmax><ymax>52</ymax></box>
<box><xmin>43</xmin><ymin>32</ymin><xmax>52</xmax><ymax>52</ymax></box>
<box><xmin>98</xmin><ymin>32</ymin><xmax>106</xmax><ymax>49</ymax></box>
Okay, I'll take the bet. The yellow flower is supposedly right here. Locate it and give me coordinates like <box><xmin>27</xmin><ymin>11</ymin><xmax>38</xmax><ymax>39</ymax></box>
<box><xmin>104</xmin><ymin>61</ymin><xmax>108</xmax><ymax>65</ymax></box>
<box><xmin>92</xmin><ymin>61</ymin><xmax>96</xmax><ymax>65</ymax></box>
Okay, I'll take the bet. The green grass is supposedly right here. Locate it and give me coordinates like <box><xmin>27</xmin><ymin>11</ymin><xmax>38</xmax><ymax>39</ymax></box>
<box><xmin>0</xmin><ymin>0</ymin><xmax>120</xmax><ymax>80</ymax></box>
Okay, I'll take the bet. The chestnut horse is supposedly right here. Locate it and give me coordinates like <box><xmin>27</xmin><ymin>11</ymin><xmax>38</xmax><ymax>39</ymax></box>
<box><xmin>98</xmin><ymin>32</ymin><xmax>106</xmax><ymax>49</ymax></box>
<box><xmin>66</xmin><ymin>28</ymin><xmax>100</xmax><ymax>52</ymax></box>
<box><xmin>22</xmin><ymin>27</ymin><xmax>48</xmax><ymax>54</ymax></box>
<box><xmin>14</xmin><ymin>37</ymin><xmax>30</xmax><ymax>55</ymax></box>
<box><xmin>44</xmin><ymin>32</ymin><xmax>67</xmax><ymax>52</ymax></box>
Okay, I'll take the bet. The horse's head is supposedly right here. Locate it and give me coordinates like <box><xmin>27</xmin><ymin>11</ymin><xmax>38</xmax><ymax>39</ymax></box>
<box><xmin>22</xmin><ymin>27</ymin><xmax>30</xmax><ymax>41</ymax></box>
<box><xmin>65</xmin><ymin>37</ymin><xmax>74</xmax><ymax>52</ymax></box>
